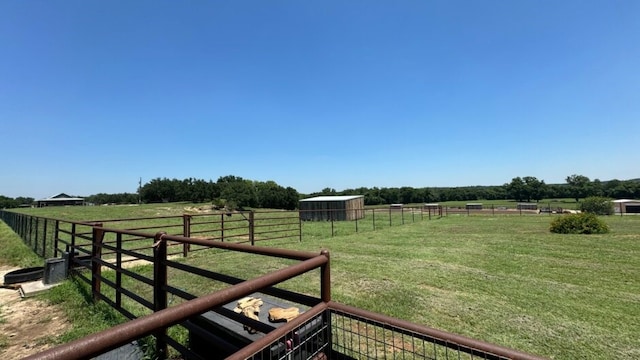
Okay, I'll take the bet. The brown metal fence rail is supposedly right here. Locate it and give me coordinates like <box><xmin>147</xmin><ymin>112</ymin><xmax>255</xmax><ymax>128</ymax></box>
<box><xmin>22</xmin><ymin>242</ymin><xmax>331</xmax><ymax>360</ymax></box>
<box><xmin>0</xmin><ymin>210</ymin><xmax>302</xmax><ymax>262</ymax></box>
<box><xmin>0</xmin><ymin>207</ymin><xmax>439</xmax><ymax>260</ymax></box>
<box><xmin>0</xmin><ymin>210</ymin><xmax>63</xmax><ymax>258</ymax></box>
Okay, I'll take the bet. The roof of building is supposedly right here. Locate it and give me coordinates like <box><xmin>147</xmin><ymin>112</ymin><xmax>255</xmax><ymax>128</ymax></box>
<box><xmin>299</xmin><ymin>195</ymin><xmax>364</xmax><ymax>202</ymax></box>
<box><xmin>37</xmin><ymin>193</ymin><xmax>85</xmax><ymax>201</ymax></box>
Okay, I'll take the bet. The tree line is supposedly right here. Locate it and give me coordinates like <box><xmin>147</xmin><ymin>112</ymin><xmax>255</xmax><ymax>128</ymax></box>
<box><xmin>138</xmin><ymin>175</ymin><xmax>299</xmax><ymax>210</ymax></box>
<box><xmin>309</xmin><ymin>175</ymin><xmax>640</xmax><ymax>206</ymax></box>
<box><xmin>0</xmin><ymin>196</ymin><xmax>35</xmax><ymax>209</ymax></box>
<box><xmin>1</xmin><ymin>175</ymin><xmax>639</xmax><ymax>210</ymax></box>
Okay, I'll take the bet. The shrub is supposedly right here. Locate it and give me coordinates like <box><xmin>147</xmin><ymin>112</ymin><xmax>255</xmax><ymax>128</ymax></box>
<box><xmin>550</xmin><ymin>213</ymin><xmax>609</xmax><ymax>234</ymax></box>
<box><xmin>579</xmin><ymin>196</ymin><xmax>614</xmax><ymax>215</ymax></box>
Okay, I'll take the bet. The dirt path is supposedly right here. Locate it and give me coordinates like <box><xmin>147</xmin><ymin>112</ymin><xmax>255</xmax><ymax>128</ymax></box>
<box><xmin>0</xmin><ymin>265</ymin><xmax>71</xmax><ymax>359</ymax></box>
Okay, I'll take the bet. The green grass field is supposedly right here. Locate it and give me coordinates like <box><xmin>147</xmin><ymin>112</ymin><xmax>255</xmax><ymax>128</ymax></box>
<box><xmin>3</xmin><ymin>204</ymin><xmax>639</xmax><ymax>359</ymax></box>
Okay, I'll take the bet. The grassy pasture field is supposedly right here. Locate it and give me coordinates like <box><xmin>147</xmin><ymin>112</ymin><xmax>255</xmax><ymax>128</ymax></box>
<box><xmin>3</xmin><ymin>203</ymin><xmax>640</xmax><ymax>359</ymax></box>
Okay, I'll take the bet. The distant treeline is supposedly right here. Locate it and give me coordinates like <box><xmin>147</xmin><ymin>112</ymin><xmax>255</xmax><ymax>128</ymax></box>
<box><xmin>1</xmin><ymin>175</ymin><xmax>639</xmax><ymax>210</ymax></box>
<box><xmin>321</xmin><ymin>176</ymin><xmax>640</xmax><ymax>205</ymax></box>
<box><xmin>0</xmin><ymin>196</ymin><xmax>35</xmax><ymax>209</ymax></box>
<box><xmin>135</xmin><ymin>175</ymin><xmax>299</xmax><ymax>210</ymax></box>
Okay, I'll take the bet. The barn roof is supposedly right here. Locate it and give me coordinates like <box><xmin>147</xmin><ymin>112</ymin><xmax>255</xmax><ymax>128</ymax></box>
<box><xmin>38</xmin><ymin>193</ymin><xmax>85</xmax><ymax>201</ymax></box>
<box><xmin>300</xmin><ymin>195</ymin><xmax>363</xmax><ymax>202</ymax></box>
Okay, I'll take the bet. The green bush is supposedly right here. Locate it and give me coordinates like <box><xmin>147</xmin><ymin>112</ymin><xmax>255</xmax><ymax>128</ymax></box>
<box><xmin>550</xmin><ymin>213</ymin><xmax>609</xmax><ymax>234</ymax></box>
<box><xmin>579</xmin><ymin>196</ymin><xmax>614</xmax><ymax>215</ymax></box>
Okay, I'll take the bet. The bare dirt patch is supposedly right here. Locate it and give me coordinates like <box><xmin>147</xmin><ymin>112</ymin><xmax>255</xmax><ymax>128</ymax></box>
<box><xmin>0</xmin><ymin>265</ymin><xmax>71</xmax><ymax>359</ymax></box>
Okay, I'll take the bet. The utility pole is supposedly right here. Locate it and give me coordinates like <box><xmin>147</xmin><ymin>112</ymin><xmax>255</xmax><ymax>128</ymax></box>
<box><xmin>138</xmin><ymin>177</ymin><xmax>142</xmax><ymax>204</ymax></box>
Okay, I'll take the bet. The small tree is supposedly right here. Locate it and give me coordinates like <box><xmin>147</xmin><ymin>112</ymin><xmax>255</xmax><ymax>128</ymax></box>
<box><xmin>579</xmin><ymin>196</ymin><xmax>614</xmax><ymax>215</ymax></box>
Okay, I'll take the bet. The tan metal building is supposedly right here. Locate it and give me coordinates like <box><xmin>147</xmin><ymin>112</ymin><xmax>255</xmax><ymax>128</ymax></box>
<box><xmin>299</xmin><ymin>195</ymin><xmax>365</xmax><ymax>221</ymax></box>
<box><xmin>612</xmin><ymin>199</ymin><xmax>640</xmax><ymax>214</ymax></box>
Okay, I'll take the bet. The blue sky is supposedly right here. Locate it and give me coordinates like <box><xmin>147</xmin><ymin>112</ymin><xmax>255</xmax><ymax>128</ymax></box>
<box><xmin>1</xmin><ymin>1</ymin><xmax>639</xmax><ymax>199</ymax></box>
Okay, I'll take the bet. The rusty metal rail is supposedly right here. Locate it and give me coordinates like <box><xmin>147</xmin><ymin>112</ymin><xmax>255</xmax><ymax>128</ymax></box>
<box><xmin>22</xmin><ymin>251</ymin><xmax>330</xmax><ymax>360</ymax></box>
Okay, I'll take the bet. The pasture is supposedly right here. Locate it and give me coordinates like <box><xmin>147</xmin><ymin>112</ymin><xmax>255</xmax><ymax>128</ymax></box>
<box><xmin>5</xmin><ymin>203</ymin><xmax>640</xmax><ymax>359</ymax></box>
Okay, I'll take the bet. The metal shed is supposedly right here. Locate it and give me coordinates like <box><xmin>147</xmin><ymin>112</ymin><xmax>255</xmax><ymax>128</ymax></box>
<box><xmin>465</xmin><ymin>203</ymin><xmax>483</xmax><ymax>210</ymax></box>
<box><xmin>517</xmin><ymin>203</ymin><xmax>538</xmax><ymax>210</ymax></box>
<box><xmin>612</xmin><ymin>199</ymin><xmax>640</xmax><ymax>214</ymax></box>
<box><xmin>299</xmin><ymin>195</ymin><xmax>365</xmax><ymax>221</ymax></box>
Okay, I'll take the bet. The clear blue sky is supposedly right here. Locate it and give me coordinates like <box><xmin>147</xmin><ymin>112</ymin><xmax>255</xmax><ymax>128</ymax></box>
<box><xmin>1</xmin><ymin>1</ymin><xmax>638</xmax><ymax>199</ymax></box>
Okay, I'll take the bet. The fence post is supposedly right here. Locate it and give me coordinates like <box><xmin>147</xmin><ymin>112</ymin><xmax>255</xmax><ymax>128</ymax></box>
<box><xmin>22</xmin><ymin>213</ymin><xmax>27</xmax><ymax>238</ymax></box>
<box><xmin>116</xmin><ymin>233</ymin><xmax>122</xmax><ymax>310</ymax></box>
<box><xmin>221</xmin><ymin>213</ymin><xmax>225</xmax><ymax>242</ymax></box>
<box><xmin>26</xmin><ymin>215</ymin><xmax>30</xmax><ymax>245</ymax></box>
<box><xmin>389</xmin><ymin>207</ymin><xmax>392</xmax><ymax>227</ymax></box>
<box><xmin>43</xmin><ymin>218</ymin><xmax>48</xmax><ymax>257</ymax></box>
<box><xmin>620</xmin><ymin>202</ymin><xmax>623</xmax><ymax>217</ymax></box>
<box><xmin>298</xmin><ymin>211</ymin><xmax>302</xmax><ymax>242</ymax></box>
<box><xmin>33</xmin><ymin>217</ymin><xmax>39</xmax><ymax>253</ymax></box>
<box><xmin>330</xmin><ymin>210</ymin><xmax>334</xmax><ymax>237</ymax></box>
<box><xmin>68</xmin><ymin>223</ymin><xmax>77</xmax><ymax>273</ymax></box>
<box><xmin>402</xmin><ymin>206</ymin><xmax>405</xmax><ymax>224</ymax></box>
<box><xmin>492</xmin><ymin>204</ymin><xmax>495</xmax><ymax>216</ymax></box>
<box><xmin>412</xmin><ymin>207</ymin><xmax>415</xmax><ymax>223</ymax></box>
<box><xmin>372</xmin><ymin>209</ymin><xmax>376</xmax><ymax>230</ymax></box>
<box><xmin>320</xmin><ymin>250</ymin><xmax>331</xmax><ymax>303</ymax></box>
<box><xmin>249</xmin><ymin>211</ymin><xmax>255</xmax><ymax>246</ymax></box>
<box><xmin>54</xmin><ymin>220</ymin><xmax>59</xmax><ymax>257</ymax></box>
<box><xmin>182</xmin><ymin>214</ymin><xmax>191</xmax><ymax>257</ymax></box>
<box><xmin>25</xmin><ymin>214</ymin><xmax>29</xmax><ymax>238</ymax></box>
<box><xmin>17</xmin><ymin>213</ymin><xmax>21</xmax><ymax>237</ymax></box>
<box><xmin>153</xmin><ymin>232</ymin><xmax>168</xmax><ymax>360</ymax></box>
<box><xmin>355</xmin><ymin>209</ymin><xmax>358</xmax><ymax>233</ymax></box>
<box><xmin>91</xmin><ymin>223</ymin><xmax>105</xmax><ymax>302</ymax></box>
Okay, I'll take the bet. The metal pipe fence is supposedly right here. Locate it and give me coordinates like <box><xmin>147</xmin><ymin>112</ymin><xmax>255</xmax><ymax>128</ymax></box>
<box><xmin>1</xmin><ymin>203</ymin><xmax>578</xmax><ymax>262</ymax></box>
<box><xmin>2</xmin><ymin>209</ymin><xmax>545</xmax><ymax>360</ymax></box>
<box><xmin>23</xmin><ymin>246</ymin><xmax>330</xmax><ymax>360</ymax></box>
<box><xmin>1</xmin><ymin>207</ymin><xmax>440</xmax><ymax>260</ymax></box>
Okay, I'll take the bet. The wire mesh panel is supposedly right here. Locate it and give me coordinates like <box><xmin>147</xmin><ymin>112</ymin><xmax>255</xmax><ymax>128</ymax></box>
<box><xmin>328</xmin><ymin>308</ymin><xmax>511</xmax><ymax>360</ymax></box>
<box><xmin>239</xmin><ymin>308</ymin><xmax>523</xmax><ymax>360</ymax></box>
<box><xmin>244</xmin><ymin>312</ymin><xmax>331</xmax><ymax>360</ymax></box>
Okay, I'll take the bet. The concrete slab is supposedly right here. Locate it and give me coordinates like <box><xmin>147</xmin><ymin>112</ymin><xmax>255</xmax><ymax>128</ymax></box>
<box><xmin>19</xmin><ymin>280</ymin><xmax>61</xmax><ymax>298</ymax></box>
<box><xmin>2</xmin><ymin>267</ymin><xmax>58</xmax><ymax>298</ymax></box>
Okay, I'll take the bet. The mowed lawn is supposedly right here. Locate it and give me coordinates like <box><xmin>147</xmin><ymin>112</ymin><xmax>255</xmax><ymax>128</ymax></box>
<box><xmin>7</xmin><ymin>206</ymin><xmax>640</xmax><ymax>359</ymax></box>
<box><xmin>256</xmin><ymin>215</ymin><xmax>639</xmax><ymax>360</ymax></box>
